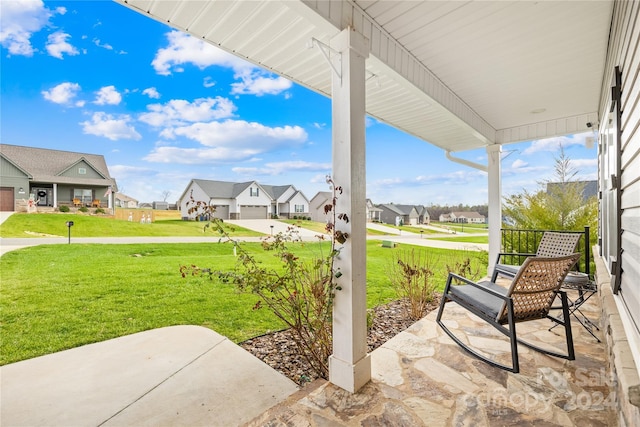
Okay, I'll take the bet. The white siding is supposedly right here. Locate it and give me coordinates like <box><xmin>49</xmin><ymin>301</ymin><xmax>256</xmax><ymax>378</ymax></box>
<box><xmin>597</xmin><ymin>0</ymin><xmax>640</xmax><ymax>371</ymax></box>
<box><xmin>180</xmin><ymin>182</ymin><xmax>209</xmax><ymax>218</ymax></box>
<box><xmin>235</xmin><ymin>186</ymin><xmax>272</xmax><ymax>210</ymax></box>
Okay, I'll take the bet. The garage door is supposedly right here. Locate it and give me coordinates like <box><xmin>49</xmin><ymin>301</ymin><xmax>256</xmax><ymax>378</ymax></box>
<box><xmin>212</xmin><ymin>205</ymin><xmax>229</xmax><ymax>219</ymax></box>
<box><xmin>0</xmin><ymin>187</ymin><xmax>14</xmax><ymax>211</ymax></box>
<box><xmin>240</xmin><ymin>205</ymin><xmax>267</xmax><ymax>219</ymax></box>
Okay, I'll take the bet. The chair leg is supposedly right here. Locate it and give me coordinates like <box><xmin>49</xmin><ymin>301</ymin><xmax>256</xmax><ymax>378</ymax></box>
<box><xmin>517</xmin><ymin>291</ymin><xmax>575</xmax><ymax>361</ymax></box>
<box><xmin>437</xmin><ymin>284</ymin><xmax>520</xmax><ymax>373</ymax></box>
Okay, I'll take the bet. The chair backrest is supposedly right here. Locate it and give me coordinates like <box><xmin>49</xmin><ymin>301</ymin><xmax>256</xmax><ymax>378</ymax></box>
<box><xmin>497</xmin><ymin>253</ymin><xmax>581</xmax><ymax>323</ymax></box>
<box><xmin>535</xmin><ymin>232</ymin><xmax>581</xmax><ymax>258</ymax></box>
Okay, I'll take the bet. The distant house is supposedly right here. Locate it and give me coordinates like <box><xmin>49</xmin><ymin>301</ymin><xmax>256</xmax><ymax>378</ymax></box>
<box><xmin>309</xmin><ymin>191</ymin><xmax>332</xmax><ymax>222</ymax></box>
<box><xmin>366</xmin><ymin>199</ymin><xmax>382</xmax><ymax>222</ymax></box>
<box><xmin>178</xmin><ymin>179</ymin><xmax>309</xmax><ymax>220</ymax></box>
<box><xmin>115</xmin><ymin>192</ymin><xmax>138</xmax><ymax>209</ymax></box>
<box><xmin>0</xmin><ymin>144</ymin><xmax>116</xmax><ymax>212</ymax></box>
<box><xmin>416</xmin><ymin>205</ymin><xmax>430</xmax><ymax>225</ymax></box>
<box><xmin>377</xmin><ymin>204</ymin><xmax>420</xmax><ymax>226</ymax></box>
<box><xmin>547</xmin><ymin>180</ymin><xmax>597</xmax><ymax>201</ymax></box>
<box><xmin>441</xmin><ymin>211</ymin><xmax>486</xmax><ymax>224</ymax></box>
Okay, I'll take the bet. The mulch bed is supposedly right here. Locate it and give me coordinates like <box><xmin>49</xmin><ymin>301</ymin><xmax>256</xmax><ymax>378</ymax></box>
<box><xmin>240</xmin><ymin>297</ymin><xmax>440</xmax><ymax>386</ymax></box>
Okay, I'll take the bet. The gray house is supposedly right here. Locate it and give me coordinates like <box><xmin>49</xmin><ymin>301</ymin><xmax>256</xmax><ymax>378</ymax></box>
<box><xmin>377</xmin><ymin>204</ymin><xmax>421</xmax><ymax>226</ymax></box>
<box><xmin>179</xmin><ymin>179</ymin><xmax>309</xmax><ymax>220</ymax></box>
<box><xmin>0</xmin><ymin>144</ymin><xmax>116</xmax><ymax>212</ymax></box>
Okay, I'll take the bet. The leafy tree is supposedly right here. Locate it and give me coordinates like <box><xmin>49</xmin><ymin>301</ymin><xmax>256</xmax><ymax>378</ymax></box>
<box><xmin>502</xmin><ymin>145</ymin><xmax>597</xmax><ymax>232</ymax></box>
<box><xmin>501</xmin><ymin>145</ymin><xmax>598</xmax><ymax>274</ymax></box>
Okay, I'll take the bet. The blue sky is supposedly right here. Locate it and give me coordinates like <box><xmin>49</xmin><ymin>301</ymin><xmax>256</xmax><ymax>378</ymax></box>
<box><xmin>1</xmin><ymin>0</ymin><xmax>598</xmax><ymax>206</ymax></box>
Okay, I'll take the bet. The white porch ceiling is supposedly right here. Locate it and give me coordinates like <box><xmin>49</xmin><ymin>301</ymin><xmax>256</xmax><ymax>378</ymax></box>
<box><xmin>116</xmin><ymin>0</ymin><xmax>612</xmax><ymax>153</ymax></box>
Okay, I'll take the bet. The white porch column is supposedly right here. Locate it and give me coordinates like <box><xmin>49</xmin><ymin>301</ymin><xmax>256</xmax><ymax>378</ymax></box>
<box><xmin>329</xmin><ymin>27</ymin><xmax>371</xmax><ymax>393</ymax></box>
<box><xmin>53</xmin><ymin>183</ymin><xmax>58</xmax><ymax>208</ymax></box>
<box><xmin>487</xmin><ymin>144</ymin><xmax>502</xmax><ymax>277</ymax></box>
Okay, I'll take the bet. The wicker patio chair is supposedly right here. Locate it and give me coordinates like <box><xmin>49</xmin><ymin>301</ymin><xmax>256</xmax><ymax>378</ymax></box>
<box><xmin>491</xmin><ymin>231</ymin><xmax>581</xmax><ymax>282</ymax></box>
<box><xmin>437</xmin><ymin>253</ymin><xmax>581</xmax><ymax>373</ymax></box>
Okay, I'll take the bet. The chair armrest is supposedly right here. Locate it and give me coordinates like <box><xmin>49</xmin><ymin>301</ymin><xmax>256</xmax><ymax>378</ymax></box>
<box><xmin>446</xmin><ymin>273</ymin><xmax>509</xmax><ymax>301</ymax></box>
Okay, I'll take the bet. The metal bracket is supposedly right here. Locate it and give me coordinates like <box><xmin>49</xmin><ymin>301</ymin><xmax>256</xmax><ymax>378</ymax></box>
<box><xmin>308</xmin><ymin>38</ymin><xmax>341</xmax><ymax>81</ymax></box>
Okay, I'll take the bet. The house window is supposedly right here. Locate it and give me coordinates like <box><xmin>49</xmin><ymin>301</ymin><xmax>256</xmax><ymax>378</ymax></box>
<box><xmin>78</xmin><ymin>167</ymin><xmax>86</xmax><ymax>175</ymax></box>
<box><xmin>74</xmin><ymin>188</ymin><xmax>92</xmax><ymax>204</ymax></box>
<box><xmin>295</xmin><ymin>204</ymin><xmax>304</xmax><ymax>213</ymax></box>
<box><xmin>250</xmin><ymin>187</ymin><xmax>259</xmax><ymax>197</ymax></box>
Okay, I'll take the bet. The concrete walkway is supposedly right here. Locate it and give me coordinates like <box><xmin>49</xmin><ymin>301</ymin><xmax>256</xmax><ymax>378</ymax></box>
<box><xmin>1</xmin><ymin>326</ymin><xmax>298</xmax><ymax>427</ymax></box>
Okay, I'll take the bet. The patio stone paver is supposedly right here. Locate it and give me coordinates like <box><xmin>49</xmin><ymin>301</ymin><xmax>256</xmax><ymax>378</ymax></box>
<box><xmin>247</xmin><ymin>290</ymin><xmax>618</xmax><ymax>426</ymax></box>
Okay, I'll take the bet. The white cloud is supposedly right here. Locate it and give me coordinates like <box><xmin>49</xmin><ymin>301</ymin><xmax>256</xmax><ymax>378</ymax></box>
<box><xmin>42</xmin><ymin>82</ymin><xmax>82</xmax><ymax>105</ymax></box>
<box><xmin>93</xmin><ymin>38</ymin><xmax>113</xmax><ymax>50</ymax></box>
<box><xmin>153</xmin><ymin>31</ymin><xmax>291</xmax><ymax>96</ymax></box>
<box><xmin>230</xmin><ymin>72</ymin><xmax>292</xmax><ymax>96</ymax></box>
<box><xmin>313</xmin><ymin>122</ymin><xmax>326</xmax><ymax>130</ymax></box>
<box><xmin>139</xmin><ymin>97</ymin><xmax>236</xmax><ymax>127</ymax></box>
<box><xmin>232</xmin><ymin>160</ymin><xmax>331</xmax><ymax>176</ymax></box>
<box><xmin>203</xmin><ymin>77</ymin><xmax>216</xmax><ymax>88</ymax></box>
<box><xmin>144</xmin><ymin>146</ymin><xmax>261</xmax><ymax>164</ymax></box>
<box><xmin>152</xmin><ymin>31</ymin><xmax>250</xmax><ymax>76</ymax></box>
<box><xmin>94</xmin><ymin>85</ymin><xmax>122</xmax><ymax>105</ymax></box>
<box><xmin>167</xmin><ymin>119</ymin><xmax>307</xmax><ymax>150</ymax></box>
<box><xmin>511</xmin><ymin>159</ymin><xmax>528</xmax><ymax>169</ymax></box>
<box><xmin>571</xmin><ymin>158</ymin><xmax>598</xmax><ymax>169</ymax></box>
<box><xmin>80</xmin><ymin>112</ymin><xmax>141</xmax><ymax>141</ymax></box>
<box><xmin>45</xmin><ymin>31</ymin><xmax>79</xmax><ymax>59</ymax></box>
<box><xmin>0</xmin><ymin>0</ymin><xmax>56</xmax><ymax>56</ymax></box>
<box><xmin>144</xmin><ymin>120</ymin><xmax>307</xmax><ymax>164</ymax></box>
<box><xmin>523</xmin><ymin>134</ymin><xmax>589</xmax><ymax>155</ymax></box>
<box><xmin>142</xmin><ymin>87</ymin><xmax>161</xmax><ymax>99</ymax></box>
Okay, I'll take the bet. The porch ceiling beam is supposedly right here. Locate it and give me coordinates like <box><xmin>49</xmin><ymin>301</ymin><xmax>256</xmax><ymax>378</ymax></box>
<box><xmin>298</xmin><ymin>0</ymin><xmax>495</xmax><ymax>147</ymax></box>
<box><xmin>496</xmin><ymin>112</ymin><xmax>600</xmax><ymax>145</ymax></box>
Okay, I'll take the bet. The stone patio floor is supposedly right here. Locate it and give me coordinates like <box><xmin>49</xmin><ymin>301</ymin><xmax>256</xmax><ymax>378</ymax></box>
<box><xmin>248</xmin><ymin>288</ymin><xmax>618</xmax><ymax>426</ymax></box>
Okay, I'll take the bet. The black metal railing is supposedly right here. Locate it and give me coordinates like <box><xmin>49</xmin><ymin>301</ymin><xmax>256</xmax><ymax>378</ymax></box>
<box><xmin>499</xmin><ymin>226</ymin><xmax>591</xmax><ymax>277</ymax></box>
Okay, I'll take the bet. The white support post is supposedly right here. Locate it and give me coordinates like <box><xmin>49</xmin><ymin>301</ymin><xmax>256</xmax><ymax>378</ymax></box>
<box><xmin>328</xmin><ymin>27</ymin><xmax>371</xmax><ymax>393</ymax></box>
<box><xmin>53</xmin><ymin>183</ymin><xmax>58</xmax><ymax>208</ymax></box>
<box><xmin>487</xmin><ymin>144</ymin><xmax>502</xmax><ymax>277</ymax></box>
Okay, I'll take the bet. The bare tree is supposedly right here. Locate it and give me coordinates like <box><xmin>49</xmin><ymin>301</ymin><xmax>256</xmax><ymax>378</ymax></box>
<box><xmin>161</xmin><ymin>190</ymin><xmax>171</xmax><ymax>202</ymax></box>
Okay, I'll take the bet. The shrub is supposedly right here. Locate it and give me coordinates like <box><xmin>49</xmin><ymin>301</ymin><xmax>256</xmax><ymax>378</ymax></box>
<box><xmin>78</xmin><ymin>206</ymin><xmax>89</xmax><ymax>213</ymax></box>
<box><xmin>95</xmin><ymin>208</ymin><xmax>105</xmax><ymax>214</ymax></box>
<box><xmin>180</xmin><ymin>178</ymin><xmax>348</xmax><ymax>381</ymax></box>
<box><xmin>388</xmin><ymin>248</ymin><xmax>438</xmax><ymax>320</ymax></box>
<box><xmin>58</xmin><ymin>205</ymin><xmax>70</xmax><ymax>213</ymax></box>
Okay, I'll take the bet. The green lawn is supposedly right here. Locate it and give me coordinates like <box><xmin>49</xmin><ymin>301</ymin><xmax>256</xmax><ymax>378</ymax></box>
<box><xmin>0</xmin><ymin>240</ymin><xmax>487</xmax><ymax>365</ymax></box>
<box><xmin>0</xmin><ymin>212</ymin><xmax>262</xmax><ymax>238</ymax></box>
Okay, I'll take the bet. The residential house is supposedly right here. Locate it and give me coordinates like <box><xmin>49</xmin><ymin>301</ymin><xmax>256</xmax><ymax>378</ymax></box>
<box><xmin>0</xmin><ymin>144</ymin><xmax>116</xmax><ymax>212</ymax></box>
<box><xmin>309</xmin><ymin>191</ymin><xmax>332</xmax><ymax>222</ymax></box>
<box><xmin>178</xmin><ymin>179</ymin><xmax>309</xmax><ymax>220</ymax></box>
<box><xmin>377</xmin><ymin>204</ymin><xmax>420</xmax><ymax>226</ymax></box>
<box><xmin>261</xmin><ymin>184</ymin><xmax>310</xmax><ymax>218</ymax></box>
<box><xmin>366</xmin><ymin>199</ymin><xmax>382</xmax><ymax>222</ymax></box>
<box><xmin>416</xmin><ymin>205</ymin><xmax>430</xmax><ymax>225</ymax></box>
<box><xmin>115</xmin><ymin>192</ymin><xmax>138</xmax><ymax>209</ymax></box>
<box><xmin>547</xmin><ymin>180</ymin><xmax>598</xmax><ymax>202</ymax></box>
<box><xmin>441</xmin><ymin>211</ymin><xmax>486</xmax><ymax>224</ymax></box>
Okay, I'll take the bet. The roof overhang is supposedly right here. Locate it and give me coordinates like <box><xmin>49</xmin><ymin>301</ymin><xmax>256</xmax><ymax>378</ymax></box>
<box><xmin>116</xmin><ymin>0</ymin><xmax>612</xmax><ymax>153</ymax></box>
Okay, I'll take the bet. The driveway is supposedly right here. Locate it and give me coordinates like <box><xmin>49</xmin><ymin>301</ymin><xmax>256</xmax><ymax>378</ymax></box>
<box><xmin>226</xmin><ymin>219</ymin><xmax>325</xmax><ymax>238</ymax></box>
